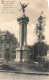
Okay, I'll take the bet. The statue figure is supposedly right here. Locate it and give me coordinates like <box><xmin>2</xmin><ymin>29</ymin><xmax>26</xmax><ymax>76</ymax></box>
<box><xmin>19</xmin><ymin>2</ymin><xmax>28</xmax><ymax>14</ymax></box>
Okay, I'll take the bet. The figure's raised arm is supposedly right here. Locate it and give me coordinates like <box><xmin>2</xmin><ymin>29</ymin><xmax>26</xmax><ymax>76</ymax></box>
<box><xmin>20</xmin><ymin>2</ymin><xmax>22</xmax><ymax>6</ymax></box>
<box><xmin>24</xmin><ymin>3</ymin><xmax>29</xmax><ymax>8</ymax></box>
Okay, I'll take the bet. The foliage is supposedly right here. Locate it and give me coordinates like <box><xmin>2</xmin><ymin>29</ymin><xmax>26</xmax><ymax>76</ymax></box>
<box><xmin>28</xmin><ymin>12</ymin><xmax>49</xmax><ymax>62</ymax></box>
<box><xmin>35</xmin><ymin>14</ymin><xmax>46</xmax><ymax>42</ymax></box>
<box><xmin>28</xmin><ymin>42</ymin><xmax>49</xmax><ymax>61</ymax></box>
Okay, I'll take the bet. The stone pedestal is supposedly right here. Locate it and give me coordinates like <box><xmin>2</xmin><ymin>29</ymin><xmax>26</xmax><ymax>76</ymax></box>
<box><xmin>15</xmin><ymin>47</ymin><xmax>29</xmax><ymax>62</ymax></box>
<box><xmin>15</xmin><ymin>15</ymin><xmax>29</xmax><ymax>62</ymax></box>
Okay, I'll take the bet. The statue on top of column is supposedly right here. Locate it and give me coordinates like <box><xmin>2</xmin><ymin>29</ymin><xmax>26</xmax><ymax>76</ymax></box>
<box><xmin>19</xmin><ymin>2</ymin><xmax>28</xmax><ymax>14</ymax></box>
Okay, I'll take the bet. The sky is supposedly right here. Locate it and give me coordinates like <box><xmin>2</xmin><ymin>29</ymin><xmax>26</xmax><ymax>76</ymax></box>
<box><xmin>0</xmin><ymin>0</ymin><xmax>49</xmax><ymax>45</ymax></box>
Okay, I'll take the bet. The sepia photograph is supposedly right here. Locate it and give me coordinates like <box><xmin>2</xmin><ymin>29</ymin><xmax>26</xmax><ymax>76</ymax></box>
<box><xmin>0</xmin><ymin>0</ymin><xmax>49</xmax><ymax>80</ymax></box>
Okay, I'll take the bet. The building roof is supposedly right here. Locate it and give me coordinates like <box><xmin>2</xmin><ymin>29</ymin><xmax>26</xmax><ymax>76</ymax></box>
<box><xmin>0</xmin><ymin>30</ymin><xmax>10</xmax><ymax>36</ymax></box>
<box><xmin>0</xmin><ymin>30</ymin><xmax>18</xmax><ymax>45</ymax></box>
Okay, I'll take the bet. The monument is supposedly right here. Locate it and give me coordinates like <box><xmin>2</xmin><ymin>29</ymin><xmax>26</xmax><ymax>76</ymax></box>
<box><xmin>15</xmin><ymin>2</ymin><xmax>29</xmax><ymax>62</ymax></box>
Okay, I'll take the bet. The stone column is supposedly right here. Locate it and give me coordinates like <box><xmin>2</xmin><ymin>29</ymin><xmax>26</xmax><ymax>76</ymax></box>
<box><xmin>15</xmin><ymin>15</ymin><xmax>29</xmax><ymax>62</ymax></box>
<box><xmin>17</xmin><ymin>15</ymin><xmax>29</xmax><ymax>48</ymax></box>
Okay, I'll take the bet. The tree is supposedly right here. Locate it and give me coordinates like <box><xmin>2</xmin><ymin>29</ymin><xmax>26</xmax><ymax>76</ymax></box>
<box><xmin>28</xmin><ymin>42</ymin><xmax>49</xmax><ymax>62</ymax></box>
<box><xmin>35</xmin><ymin>11</ymin><xmax>48</xmax><ymax>62</ymax></box>
<box><xmin>35</xmin><ymin>12</ymin><xmax>46</xmax><ymax>42</ymax></box>
<box><xmin>29</xmin><ymin>12</ymin><xmax>49</xmax><ymax>62</ymax></box>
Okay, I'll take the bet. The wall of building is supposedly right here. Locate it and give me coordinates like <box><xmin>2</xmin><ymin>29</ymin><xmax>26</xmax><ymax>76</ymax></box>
<box><xmin>0</xmin><ymin>30</ymin><xmax>18</xmax><ymax>61</ymax></box>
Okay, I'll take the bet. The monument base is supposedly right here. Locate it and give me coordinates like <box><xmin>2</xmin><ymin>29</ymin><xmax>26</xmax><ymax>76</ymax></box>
<box><xmin>15</xmin><ymin>47</ymin><xmax>30</xmax><ymax>62</ymax></box>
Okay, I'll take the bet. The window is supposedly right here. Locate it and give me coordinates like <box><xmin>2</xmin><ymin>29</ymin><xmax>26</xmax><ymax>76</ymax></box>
<box><xmin>2</xmin><ymin>36</ymin><xmax>5</xmax><ymax>40</ymax></box>
<box><xmin>12</xmin><ymin>54</ymin><xmax>16</xmax><ymax>59</ymax></box>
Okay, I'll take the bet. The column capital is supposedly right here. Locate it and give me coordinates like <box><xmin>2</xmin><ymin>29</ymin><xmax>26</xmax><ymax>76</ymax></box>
<box><xmin>17</xmin><ymin>15</ymin><xmax>29</xmax><ymax>24</ymax></box>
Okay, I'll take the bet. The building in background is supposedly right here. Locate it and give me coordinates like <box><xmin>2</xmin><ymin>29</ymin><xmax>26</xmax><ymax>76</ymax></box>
<box><xmin>0</xmin><ymin>30</ymin><xmax>18</xmax><ymax>61</ymax></box>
